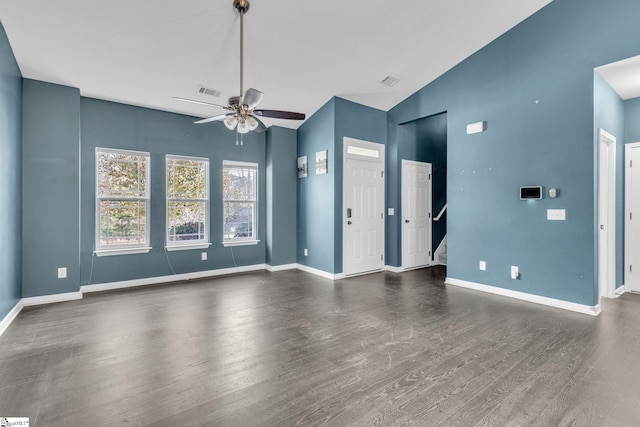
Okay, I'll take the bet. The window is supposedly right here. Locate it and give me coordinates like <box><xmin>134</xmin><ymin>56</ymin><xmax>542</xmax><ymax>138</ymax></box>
<box><xmin>223</xmin><ymin>161</ymin><xmax>258</xmax><ymax>245</ymax></box>
<box><xmin>166</xmin><ymin>155</ymin><xmax>210</xmax><ymax>250</ymax></box>
<box><xmin>96</xmin><ymin>148</ymin><xmax>150</xmax><ymax>255</ymax></box>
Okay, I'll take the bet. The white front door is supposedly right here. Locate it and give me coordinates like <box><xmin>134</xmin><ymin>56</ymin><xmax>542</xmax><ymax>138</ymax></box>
<box><xmin>626</xmin><ymin>143</ymin><xmax>640</xmax><ymax>293</ymax></box>
<box><xmin>343</xmin><ymin>138</ymin><xmax>385</xmax><ymax>276</ymax></box>
<box><xmin>402</xmin><ymin>160</ymin><xmax>432</xmax><ymax>270</ymax></box>
<box><xmin>598</xmin><ymin>129</ymin><xmax>616</xmax><ymax>299</ymax></box>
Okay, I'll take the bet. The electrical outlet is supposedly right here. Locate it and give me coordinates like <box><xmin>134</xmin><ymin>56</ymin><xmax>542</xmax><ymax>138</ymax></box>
<box><xmin>304</xmin><ymin>248</ymin><xmax>308</xmax><ymax>256</ymax></box>
<box><xmin>58</xmin><ymin>267</ymin><xmax>67</xmax><ymax>279</ymax></box>
<box><xmin>479</xmin><ymin>261</ymin><xmax>486</xmax><ymax>271</ymax></box>
<box><xmin>511</xmin><ymin>266</ymin><xmax>519</xmax><ymax>279</ymax></box>
<box><xmin>201</xmin><ymin>252</ymin><xmax>207</xmax><ymax>261</ymax></box>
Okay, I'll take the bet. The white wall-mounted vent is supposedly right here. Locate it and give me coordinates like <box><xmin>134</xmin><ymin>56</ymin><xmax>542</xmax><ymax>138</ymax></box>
<box><xmin>198</xmin><ymin>85</ymin><xmax>222</xmax><ymax>97</ymax></box>
<box><xmin>380</xmin><ymin>76</ymin><xmax>400</xmax><ymax>87</ymax></box>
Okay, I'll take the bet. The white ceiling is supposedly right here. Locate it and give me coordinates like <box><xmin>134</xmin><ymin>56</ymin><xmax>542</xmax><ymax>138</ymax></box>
<box><xmin>596</xmin><ymin>55</ymin><xmax>640</xmax><ymax>101</ymax></box>
<box><xmin>0</xmin><ymin>0</ymin><xmax>554</xmax><ymax>129</ymax></box>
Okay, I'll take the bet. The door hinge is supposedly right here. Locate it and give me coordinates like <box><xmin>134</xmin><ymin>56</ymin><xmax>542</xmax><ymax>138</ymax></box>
<box><xmin>429</xmin><ymin>251</ymin><xmax>431</xmax><ymax>257</ymax></box>
<box><xmin>631</xmin><ymin>160</ymin><xmax>633</xmax><ymax>168</ymax></box>
<box><xmin>631</xmin><ymin>212</ymin><xmax>633</xmax><ymax>220</ymax></box>
<box><xmin>429</xmin><ymin>174</ymin><xmax>432</xmax><ymax>180</ymax></box>
<box><xmin>381</xmin><ymin>213</ymin><xmax>384</xmax><ymax>219</ymax></box>
<box><xmin>381</xmin><ymin>171</ymin><xmax>384</xmax><ymax>178</ymax></box>
<box><xmin>631</xmin><ymin>265</ymin><xmax>633</xmax><ymax>272</ymax></box>
<box><xmin>381</xmin><ymin>254</ymin><xmax>383</xmax><ymax>261</ymax></box>
<box><xmin>429</xmin><ymin>212</ymin><xmax>431</xmax><ymax>218</ymax></box>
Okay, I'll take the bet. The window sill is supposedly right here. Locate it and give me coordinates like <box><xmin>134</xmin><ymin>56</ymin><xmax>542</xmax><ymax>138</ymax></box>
<box><xmin>165</xmin><ymin>243</ymin><xmax>212</xmax><ymax>252</ymax></box>
<box><xmin>222</xmin><ymin>240</ymin><xmax>260</xmax><ymax>247</ymax></box>
<box><xmin>94</xmin><ymin>247</ymin><xmax>152</xmax><ymax>257</ymax></box>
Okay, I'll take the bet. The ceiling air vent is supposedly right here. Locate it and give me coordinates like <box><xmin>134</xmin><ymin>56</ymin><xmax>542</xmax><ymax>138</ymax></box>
<box><xmin>380</xmin><ymin>75</ymin><xmax>400</xmax><ymax>87</ymax></box>
<box><xmin>197</xmin><ymin>85</ymin><xmax>222</xmax><ymax>97</ymax></box>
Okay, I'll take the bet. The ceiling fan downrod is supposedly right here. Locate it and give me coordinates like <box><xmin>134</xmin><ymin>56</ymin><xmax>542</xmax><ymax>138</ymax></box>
<box><xmin>233</xmin><ymin>0</ymin><xmax>250</xmax><ymax>98</ymax></box>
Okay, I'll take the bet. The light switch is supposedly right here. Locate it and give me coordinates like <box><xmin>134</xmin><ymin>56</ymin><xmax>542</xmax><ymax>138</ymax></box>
<box><xmin>479</xmin><ymin>261</ymin><xmax>486</xmax><ymax>271</ymax></box>
<box><xmin>547</xmin><ymin>209</ymin><xmax>566</xmax><ymax>220</ymax></box>
<box><xmin>388</xmin><ymin>208</ymin><xmax>395</xmax><ymax>216</ymax></box>
<box><xmin>58</xmin><ymin>267</ymin><xmax>67</xmax><ymax>279</ymax></box>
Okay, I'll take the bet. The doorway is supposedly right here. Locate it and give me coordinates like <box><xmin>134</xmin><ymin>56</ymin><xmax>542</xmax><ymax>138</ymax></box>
<box><xmin>598</xmin><ymin>128</ymin><xmax>616</xmax><ymax>299</ymax></box>
<box><xmin>626</xmin><ymin>142</ymin><xmax>640</xmax><ymax>293</ymax></box>
<box><xmin>402</xmin><ymin>160</ymin><xmax>432</xmax><ymax>270</ymax></box>
<box><xmin>343</xmin><ymin>138</ymin><xmax>385</xmax><ymax>276</ymax></box>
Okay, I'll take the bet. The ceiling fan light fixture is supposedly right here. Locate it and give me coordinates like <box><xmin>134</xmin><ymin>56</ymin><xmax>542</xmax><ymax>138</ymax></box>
<box><xmin>246</xmin><ymin>115</ymin><xmax>259</xmax><ymax>131</ymax></box>
<box><xmin>224</xmin><ymin>115</ymin><xmax>238</xmax><ymax>130</ymax></box>
<box><xmin>237</xmin><ymin>119</ymin><xmax>250</xmax><ymax>134</ymax></box>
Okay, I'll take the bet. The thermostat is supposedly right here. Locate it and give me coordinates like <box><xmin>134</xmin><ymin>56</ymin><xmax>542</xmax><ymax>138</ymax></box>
<box><xmin>520</xmin><ymin>186</ymin><xmax>542</xmax><ymax>200</ymax></box>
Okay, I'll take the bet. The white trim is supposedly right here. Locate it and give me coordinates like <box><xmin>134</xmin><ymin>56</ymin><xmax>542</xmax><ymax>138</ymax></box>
<box><xmin>265</xmin><ymin>263</ymin><xmax>297</xmax><ymax>272</ymax></box>
<box><xmin>384</xmin><ymin>265</ymin><xmax>404</xmax><ymax>273</ymax></box>
<box><xmin>82</xmin><ymin>264</ymin><xmax>267</xmax><ymax>293</ymax></box>
<box><xmin>95</xmin><ymin>247</ymin><xmax>152</xmax><ymax>257</ymax></box>
<box><xmin>445</xmin><ymin>277</ymin><xmax>601</xmax><ymax>316</ymax></box>
<box><xmin>165</xmin><ymin>243</ymin><xmax>211</xmax><ymax>252</ymax></box>
<box><xmin>615</xmin><ymin>285</ymin><xmax>626</xmax><ymax>297</ymax></box>
<box><xmin>295</xmin><ymin>264</ymin><xmax>340</xmax><ymax>280</ymax></box>
<box><xmin>0</xmin><ymin>301</ymin><xmax>24</xmax><ymax>337</ymax></box>
<box><xmin>223</xmin><ymin>160</ymin><xmax>259</xmax><ymax>168</ymax></box>
<box><xmin>597</xmin><ymin>128</ymin><xmax>616</xmax><ymax>300</ymax></box>
<box><xmin>222</xmin><ymin>240</ymin><xmax>260</xmax><ymax>247</ymax></box>
<box><xmin>22</xmin><ymin>292</ymin><xmax>83</xmax><ymax>307</ymax></box>
<box><xmin>625</xmin><ymin>142</ymin><xmax>640</xmax><ymax>293</ymax></box>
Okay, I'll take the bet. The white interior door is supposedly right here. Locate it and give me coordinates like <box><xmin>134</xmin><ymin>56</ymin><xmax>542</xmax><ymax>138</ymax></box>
<box><xmin>598</xmin><ymin>129</ymin><xmax>616</xmax><ymax>300</ymax></box>
<box><xmin>402</xmin><ymin>160</ymin><xmax>432</xmax><ymax>270</ymax></box>
<box><xmin>343</xmin><ymin>139</ymin><xmax>385</xmax><ymax>276</ymax></box>
<box><xmin>626</xmin><ymin>143</ymin><xmax>640</xmax><ymax>293</ymax></box>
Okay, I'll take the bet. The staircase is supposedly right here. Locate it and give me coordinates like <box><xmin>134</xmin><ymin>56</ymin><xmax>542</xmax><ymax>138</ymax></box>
<box><xmin>435</xmin><ymin>236</ymin><xmax>447</xmax><ymax>266</ymax></box>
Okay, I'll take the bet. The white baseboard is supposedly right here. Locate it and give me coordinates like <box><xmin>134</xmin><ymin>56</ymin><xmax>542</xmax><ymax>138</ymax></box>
<box><xmin>22</xmin><ymin>292</ymin><xmax>83</xmax><ymax>307</ymax></box>
<box><xmin>81</xmin><ymin>264</ymin><xmax>267</xmax><ymax>294</ymax></box>
<box><xmin>0</xmin><ymin>301</ymin><xmax>24</xmax><ymax>337</ymax></box>
<box><xmin>615</xmin><ymin>285</ymin><xmax>626</xmax><ymax>297</ymax></box>
<box><xmin>445</xmin><ymin>277</ymin><xmax>601</xmax><ymax>316</ymax></box>
<box><xmin>385</xmin><ymin>265</ymin><xmax>404</xmax><ymax>273</ymax></box>
<box><xmin>295</xmin><ymin>264</ymin><xmax>341</xmax><ymax>280</ymax></box>
<box><xmin>265</xmin><ymin>263</ymin><xmax>297</xmax><ymax>272</ymax></box>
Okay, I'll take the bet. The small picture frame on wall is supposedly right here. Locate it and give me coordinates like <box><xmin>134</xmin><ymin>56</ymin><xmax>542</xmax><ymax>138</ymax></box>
<box><xmin>297</xmin><ymin>155</ymin><xmax>308</xmax><ymax>178</ymax></box>
<box><xmin>316</xmin><ymin>150</ymin><xmax>328</xmax><ymax>175</ymax></box>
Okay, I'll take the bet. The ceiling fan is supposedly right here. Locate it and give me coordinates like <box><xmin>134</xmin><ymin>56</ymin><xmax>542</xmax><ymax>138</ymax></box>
<box><xmin>173</xmin><ymin>0</ymin><xmax>305</xmax><ymax>144</ymax></box>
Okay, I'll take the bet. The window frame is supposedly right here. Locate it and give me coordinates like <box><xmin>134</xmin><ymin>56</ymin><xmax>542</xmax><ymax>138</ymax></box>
<box><xmin>94</xmin><ymin>147</ymin><xmax>151</xmax><ymax>256</ymax></box>
<box><xmin>222</xmin><ymin>160</ymin><xmax>259</xmax><ymax>247</ymax></box>
<box><xmin>165</xmin><ymin>154</ymin><xmax>211</xmax><ymax>251</ymax></box>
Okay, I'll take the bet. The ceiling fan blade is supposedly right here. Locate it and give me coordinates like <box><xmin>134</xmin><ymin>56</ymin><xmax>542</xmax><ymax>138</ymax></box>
<box><xmin>172</xmin><ymin>97</ymin><xmax>226</xmax><ymax>109</ymax></box>
<box><xmin>254</xmin><ymin>109</ymin><xmax>306</xmax><ymax>120</ymax></box>
<box><xmin>194</xmin><ymin>113</ymin><xmax>232</xmax><ymax>124</ymax></box>
<box><xmin>241</xmin><ymin>88</ymin><xmax>264</xmax><ymax>109</ymax></box>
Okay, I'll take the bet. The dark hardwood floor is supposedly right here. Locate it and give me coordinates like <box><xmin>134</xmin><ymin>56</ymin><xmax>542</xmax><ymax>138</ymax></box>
<box><xmin>1</xmin><ymin>267</ymin><xmax>639</xmax><ymax>426</ymax></box>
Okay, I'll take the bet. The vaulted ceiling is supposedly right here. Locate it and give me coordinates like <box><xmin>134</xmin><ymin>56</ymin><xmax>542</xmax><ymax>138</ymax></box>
<box><xmin>0</xmin><ymin>0</ymin><xmax>555</xmax><ymax>129</ymax></box>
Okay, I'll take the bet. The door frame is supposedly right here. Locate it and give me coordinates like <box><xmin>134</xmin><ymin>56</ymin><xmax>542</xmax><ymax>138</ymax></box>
<box><xmin>625</xmin><ymin>142</ymin><xmax>640</xmax><ymax>292</ymax></box>
<box><xmin>342</xmin><ymin>137</ymin><xmax>386</xmax><ymax>277</ymax></box>
<box><xmin>597</xmin><ymin>128</ymin><xmax>616</xmax><ymax>300</ymax></box>
<box><xmin>401</xmin><ymin>159</ymin><xmax>433</xmax><ymax>270</ymax></box>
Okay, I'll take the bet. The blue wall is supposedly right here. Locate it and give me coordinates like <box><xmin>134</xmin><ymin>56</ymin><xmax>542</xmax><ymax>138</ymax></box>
<box><xmin>22</xmin><ymin>80</ymin><xmax>80</xmax><ymax>297</ymax></box>
<box><xmin>0</xmin><ymin>22</ymin><xmax>22</xmax><ymax>317</ymax></box>
<box><xmin>593</xmin><ymin>72</ymin><xmax>625</xmax><ymax>288</ymax></box>
<box><xmin>296</xmin><ymin>98</ymin><xmax>335</xmax><ymax>272</ymax></box>
<box><xmin>626</xmin><ymin>98</ymin><xmax>640</xmax><ymax>143</ymax></box>
<box><xmin>80</xmin><ymin>98</ymin><xmax>267</xmax><ymax>285</ymax></box>
<box><xmin>266</xmin><ymin>126</ymin><xmax>297</xmax><ymax>266</ymax></box>
<box><xmin>386</xmin><ymin>0</ymin><xmax>640</xmax><ymax>305</ymax></box>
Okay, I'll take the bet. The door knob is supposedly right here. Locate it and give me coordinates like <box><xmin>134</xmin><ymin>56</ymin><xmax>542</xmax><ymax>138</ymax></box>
<box><xmin>347</xmin><ymin>221</ymin><xmax>352</xmax><ymax>225</ymax></box>
<box><xmin>405</xmin><ymin>219</ymin><xmax>410</xmax><ymax>223</ymax></box>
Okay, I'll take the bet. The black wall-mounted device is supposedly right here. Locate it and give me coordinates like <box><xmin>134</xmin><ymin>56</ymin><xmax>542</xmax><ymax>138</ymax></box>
<box><xmin>520</xmin><ymin>186</ymin><xmax>542</xmax><ymax>200</ymax></box>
